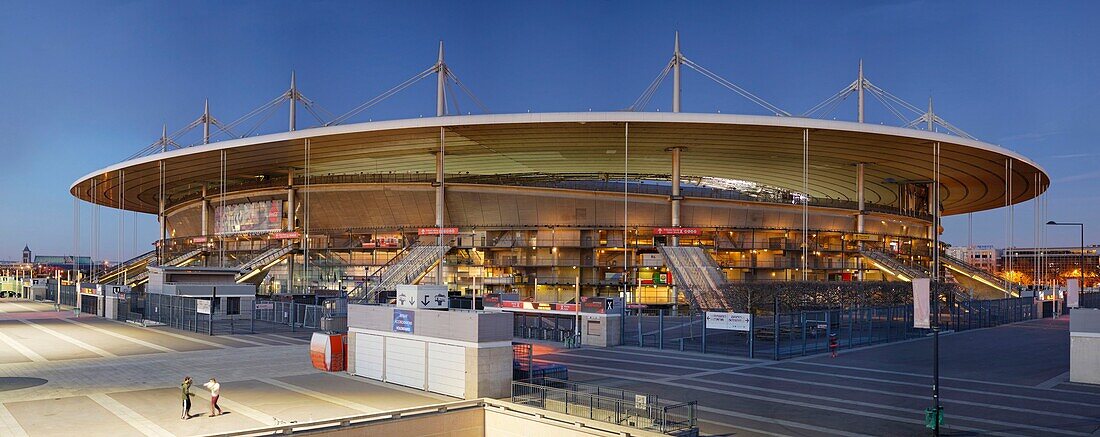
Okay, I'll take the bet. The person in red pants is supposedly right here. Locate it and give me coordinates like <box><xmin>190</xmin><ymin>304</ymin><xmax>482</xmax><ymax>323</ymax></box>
<box><xmin>829</xmin><ymin>333</ymin><xmax>839</xmax><ymax>358</ymax></box>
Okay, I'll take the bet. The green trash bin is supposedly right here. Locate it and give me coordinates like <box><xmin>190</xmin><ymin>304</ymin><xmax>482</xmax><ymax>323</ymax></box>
<box><xmin>924</xmin><ymin>407</ymin><xmax>944</xmax><ymax>429</ymax></box>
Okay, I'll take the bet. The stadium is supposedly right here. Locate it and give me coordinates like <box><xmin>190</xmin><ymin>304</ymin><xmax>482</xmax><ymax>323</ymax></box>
<box><xmin>70</xmin><ymin>39</ymin><xmax>1049</xmax><ymax>311</ymax></box>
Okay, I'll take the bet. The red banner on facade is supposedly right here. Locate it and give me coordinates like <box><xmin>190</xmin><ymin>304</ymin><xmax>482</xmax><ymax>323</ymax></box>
<box><xmin>272</xmin><ymin>231</ymin><xmax>301</xmax><ymax>239</ymax></box>
<box><xmin>653</xmin><ymin>227</ymin><xmax>702</xmax><ymax>236</ymax></box>
<box><xmin>191</xmin><ymin>237</ymin><xmax>208</xmax><ymax>244</ymax></box>
<box><xmin>418</xmin><ymin>227</ymin><xmax>459</xmax><ymax>235</ymax></box>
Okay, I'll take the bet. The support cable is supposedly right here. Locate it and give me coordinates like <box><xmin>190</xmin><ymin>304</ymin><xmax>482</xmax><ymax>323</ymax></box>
<box><xmin>327</xmin><ymin>66</ymin><xmax>437</xmax><ymax>126</ymax></box>
<box><xmin>447</xmin><ymin>70</ymin><xmax>490</xmax><ymax>114</ymax></box>
<box><xmin>681</xmin><ymin>57</ymin><xmax>791</xmax><ymax>116</ymax></box>
<box><xmin>628</xmin><ymin>58</ymin><xmax>674</xmax><ymax>111</ymax></box>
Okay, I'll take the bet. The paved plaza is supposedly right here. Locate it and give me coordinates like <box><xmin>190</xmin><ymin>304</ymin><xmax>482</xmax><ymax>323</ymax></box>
<box><xmin>0</xmin><ymin>300</ymin><xmax>451</xmax><ymax>437</ymax></box>
<box><xmin>536</xmin><ymin>316</ymin><xmax>1100</xmax><ymax>436</ymax></box>
<box><xmin>3</xmin><ymin>298</ymin><xmax>1099</xmax><ymax>436</ymax></box>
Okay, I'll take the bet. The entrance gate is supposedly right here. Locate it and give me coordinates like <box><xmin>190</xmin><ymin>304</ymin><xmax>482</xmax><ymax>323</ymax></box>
<box><xmin>513</xmin><ymin>313</ymin><xmax>577</xmax><ymax>342</ymax></box>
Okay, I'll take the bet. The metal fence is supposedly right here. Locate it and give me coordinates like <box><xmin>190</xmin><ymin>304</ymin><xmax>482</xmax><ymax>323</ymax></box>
<box><xmin>137</xmin><ymin>294</ymin><xmax>328</xmax><ymax>335</ymax></box>
<box><xmin>511</xmin><ymin>377</ymin><xmax>697</xmax><ymax>435</ymax></box>
<box><xmin>625</xmin><ymin>296</ymin><xmax>1037</xmax><ymax>360</ymax></box>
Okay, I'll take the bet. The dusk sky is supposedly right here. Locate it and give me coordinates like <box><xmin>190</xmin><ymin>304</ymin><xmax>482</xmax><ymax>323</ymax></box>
<box><xmin>0</xmin><ymin>1</ymin><xmax>1097</xmax><ymax>261</ymax></box>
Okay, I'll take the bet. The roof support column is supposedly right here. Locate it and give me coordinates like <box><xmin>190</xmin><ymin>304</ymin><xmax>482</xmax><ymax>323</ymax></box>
<box><xmin>287</xmin><ymin>169</ymin><xmax>296</xmax><ymax>232</ymax></box>
<box><xmin>672</xmin><ymin>32</ymin><xmax>681</xmax><ymax>113</ymax></box>
<box><xmin>668</xmin><ymin>147</ymin><xmax>683</xmax><ymax>246</ymax></box>
<box><xmin>436</xmin><ymin>42</ymin><xmax>446</xmax><ymax>117</ymax></box>
<box><xmin>289</xmin><ymin>72</ymin><xmax>297</xmax><ymax>132</ymax></box>
<box><xmin>856</xmin><ymin>163</ymin><xmax>865</xmax><ymax>233</ymax></box>
<box><xmin>201</xmin><ymin>185</ymin><xmax>209</xmax><ymax>236</ymax></box>
<box><xmin>435</xmin><ymin>126</ymin><xmax>446</xmax><ymax>285</ymax></box>
<box><xmin>158</xmin><ymin>163</ymin><xmax>166</xmax><ymax>265</ymax></box>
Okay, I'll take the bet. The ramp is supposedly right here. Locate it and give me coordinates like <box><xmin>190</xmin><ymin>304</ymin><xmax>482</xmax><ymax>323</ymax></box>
<box><xmin>657</xmin><ymin>246</ymin><xmax>734</xmax><ymax>311</ymax></box>
<box><xmin>349</xmin><ymin>244</ymin><xmax>451</xmax><ymax>303</ymax></box>
<box><xmin>942</xmin><ymin>252</ymin><xmax>1017</xmax><ymax>298</ymax></box>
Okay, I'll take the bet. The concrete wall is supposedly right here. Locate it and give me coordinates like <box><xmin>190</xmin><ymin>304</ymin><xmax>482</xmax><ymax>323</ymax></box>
<box><xmin>580</xmin><ymin>314</ymin><xmax>622</xmax><ymax>347</ymax></box>
<box><xmin>1070</xmin><ymin>308</ymin><xmax>1100</xmax><ymax>384</ymax></box>
<box><xmin>309</xmin><ymin>406</ymin><xmax>483</xmax><ymax>437</ymax></box>
<box><xmin>348</xmin><ymin>305</ymin><xmax>514</xmax><ymax>399</ymax></box>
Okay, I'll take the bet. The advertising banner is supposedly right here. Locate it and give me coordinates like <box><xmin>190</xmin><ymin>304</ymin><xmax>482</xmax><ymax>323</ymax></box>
<box><xmin>196</xmin><ymin>299</ymin><xmax>212</xmax><ymax>315</ymax></box>
<box><xmin>215</xmin><ymin>200</ymin><xmax>282</xmax><ymax>235</ymax></box>
<box><xmin>705</xmin><ymin>312</ymin><xmax>751</xmax><ymax>331</ymax></box>
<box><xmin>913</xmin><ymin>278</ymin><xmax>931</xmax><ymax>329</ymax></box>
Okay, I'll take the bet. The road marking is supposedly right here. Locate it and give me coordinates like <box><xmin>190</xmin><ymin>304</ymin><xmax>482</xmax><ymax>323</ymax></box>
<box><xmin>264</xmin><ymin>333</ymin><xmax>311</xmax><ymax>344</ymax></box>
<box><xmin>216</xmin><ymin>335</ymin><xmax>274</xmax><ymax>347</ymax></box>
<box><xmin>128</xmin><ymin>324</ymin><xmax>229</xmax><ymax>349</ymax></box>
<box><xmin>258</xmin><ymin>378</ymin><xmax>380</xmax><ymax>413</ymax></box>
<box><xmin>1036</xmin><ymin>371</ymin><xmax>1070</xmax><ymax>389</ymax></box>
<box><xmin>550</xmin><ymin>363</ymin><xmax>1070</xmax><ymax>436</ymax></box>
<box><xmin>190</xmin><ymin>387</ymin><xmax>275</xmax><ymax>425</ymax></box>
<box><xmin>541</xmin><ymin>351</ymin><xmax>727</xmax><ymax>372</ymax></box>
<box><xmin>0</xmin><ymin>330</ymin><xmax>46</xmax><ymax>362</ymax></box>
<box><xmin>88</xmin><ymin>394</ymin><xmax>173</xmax><ymax>437</ymax></box>
<box><xmin>18</xmin><ymin>320</ymin><xmax>116</xmax><ymax>358</ymax></box>
<box><xmin>789</xmin><ymin>362</ymin><xmax>1100</xmax><ymax>403</ymax></box>
<box><xmin>60</xmin><ymin>318</ymin><xmax>176</xmax><ymax>353</ymax></box>
<box><xmin>7</xmin><ymin>303</ymin><xmax>41</xmax><ymax>313</ymax></box>
<box><xmin>693</xmin><ymin>372</ymin><xmax>1098</xmax><ymax>421</ymax></box>
<box><xmin>560</xmin><ymin>368</ymin><xmax>872</xmax><ymax>437</ymax></box>
<box><xmin>758</xmin><ymin>365</ymin><xmax>1100</xmax><ymax>408</ymax></box>
<box><xmin>554</xmin><ymin>346</ymin><xmax>758</xmax><ymax>366</ymax></box>
<box><xmin>0</xmin><ymin>403</ymin><xmax>29</xmax><ymax>437</ymax></box>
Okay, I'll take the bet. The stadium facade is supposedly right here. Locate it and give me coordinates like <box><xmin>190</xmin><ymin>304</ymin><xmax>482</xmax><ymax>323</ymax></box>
<box><xmin>71</xmin><ymin>40</ymin><xmax>1049</xmax><ymax>309</ymax></box>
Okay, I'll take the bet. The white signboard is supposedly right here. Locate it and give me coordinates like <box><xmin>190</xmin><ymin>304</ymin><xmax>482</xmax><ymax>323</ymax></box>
<box><xmin>255</xmin><ymin>302</ymin><xmax>274</xmax><ymax>311</ymax></box>
<box><xmin>913</xmin><ymin>278</ymin><xmax>931</xmax><ymax>329</ymax></box>
<box><xmin>396</xmin><ymin>285</ymin><xmax>449</xmax><ymax>310</ymax></box>
<box><xmin>196</xmin><ymin>299</ymin><xmax>212</xmax><ymax>315</ymax></box>
<box><xmin>1067</xmin><ymin>278</ymin><xmax>1080</xmax><ymax>309</ymax></box>
<box><xmin>634</xmin><ymin>394</ymin><xmax>648</xmax><ymax>409</ymax></box>
<box><xmin>705</xmin><ymin>312</ymin><xmax>751</xmax><ymax>331</ymax></box>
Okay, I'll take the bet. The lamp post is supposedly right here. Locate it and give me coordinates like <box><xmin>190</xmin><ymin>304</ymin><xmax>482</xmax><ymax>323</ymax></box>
<box><xmin>1046</xmin><ymin>221</ymin><xmax>1085</xmax><ymax>296</ymax></box>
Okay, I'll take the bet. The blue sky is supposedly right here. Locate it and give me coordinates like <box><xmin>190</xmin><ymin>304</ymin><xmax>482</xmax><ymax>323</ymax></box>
<box><xmin>0</xmin><ymin>1</ymin><xmax>1097</xmax><ymax>261</ymax></box>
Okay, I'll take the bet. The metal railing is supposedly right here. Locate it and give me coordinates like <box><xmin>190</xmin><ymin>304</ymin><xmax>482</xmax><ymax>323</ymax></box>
<box><xmin>511</xmin><ymin>377</ymin><xmax>697</xmax><ymax>435</ymax></box>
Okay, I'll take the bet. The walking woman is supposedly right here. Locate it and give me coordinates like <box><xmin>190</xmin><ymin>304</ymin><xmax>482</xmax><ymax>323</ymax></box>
<box><xmin>203</xmin><ymin>377</ymin><xmax>222</xmax><ymax>417</ymax></box>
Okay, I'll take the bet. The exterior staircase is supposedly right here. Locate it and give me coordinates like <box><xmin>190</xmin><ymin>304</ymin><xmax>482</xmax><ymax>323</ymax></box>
<box><xmin>658</xmin><ymin>246</ymin><xmax>735</xmax><ymax>311</ymax></box>
<box><xmin>349</xmin><ymin>244</ymin><xmax>451</xmax><ymax>303</ymax></box>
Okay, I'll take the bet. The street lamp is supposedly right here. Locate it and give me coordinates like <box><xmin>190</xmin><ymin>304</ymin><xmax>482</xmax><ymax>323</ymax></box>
<box><xmin>1046</xmin><ymin>221</ymin><xmax>1085</xmax><ymax>294</ymax></box>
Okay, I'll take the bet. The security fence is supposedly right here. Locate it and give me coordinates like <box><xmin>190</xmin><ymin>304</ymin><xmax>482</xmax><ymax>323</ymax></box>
<box><xmin>625</xmin><ymin>295</ymin><xmax>1036</xmax><ymax>360</ymax></box>
<box><xmin>511</xmin><ymin>377</ymin><xmax>697</xmax><ymax>435</ymax></box>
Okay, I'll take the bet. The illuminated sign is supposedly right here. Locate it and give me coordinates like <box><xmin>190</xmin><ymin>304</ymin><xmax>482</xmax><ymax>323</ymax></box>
<box><xmin>215</xmin><ymin>200</ymin><xmax>282</xmax><ymax>235</ymax></box>
<box><xmin>272</xmin><ymin>231</ymin><xmax>301</xmax><ymax>240</ymax></box>
<box><xmin>418</xmin><ymin>227</ymin><xmax>459</xmax><ymax>235</ymax></box>
<box><xmin>850</xmin><ymin>233</ymin><xmax>880</xmax><ymax>242</ymax></box>
<box><xmin>392</xmin><ymin>309</ymin><xmax>415</xmax><ymax>333</ymax></box>
<box><xmin>653</xmin><ymin>227</ymin><xmax>702</xmax><ymax>236</ymax></box>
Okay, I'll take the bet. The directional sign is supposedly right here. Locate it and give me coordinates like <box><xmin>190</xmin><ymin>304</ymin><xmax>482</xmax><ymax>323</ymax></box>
<box><xmin>396</xmin><ymin>285</ymin><xmax>449</xmax><ymax>309</ymax></box>
<box><xmin>705</xmin><ymin>312</ymin><xmax>751</xmax><ymax>331</ymax></box>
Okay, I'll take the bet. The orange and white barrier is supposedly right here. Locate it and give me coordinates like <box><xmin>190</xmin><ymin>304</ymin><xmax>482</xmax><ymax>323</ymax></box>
<box><xmin>310</xmin><ymin>332</ymin><xmax>346</xmax><ymax>371</ymax></box>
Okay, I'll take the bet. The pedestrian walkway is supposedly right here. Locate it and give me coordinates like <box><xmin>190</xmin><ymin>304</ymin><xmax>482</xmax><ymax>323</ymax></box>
<box><xmin>0</xmin><ymin>320</ymin><xmax>447</xmax><ymax>437</ymax></box>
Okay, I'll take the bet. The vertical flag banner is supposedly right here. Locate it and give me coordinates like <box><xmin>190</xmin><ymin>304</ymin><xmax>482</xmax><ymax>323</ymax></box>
<box><xmin>914</xmin><ymin>278</ymin><xmax>931</xmax><ymax>329</ymax></box>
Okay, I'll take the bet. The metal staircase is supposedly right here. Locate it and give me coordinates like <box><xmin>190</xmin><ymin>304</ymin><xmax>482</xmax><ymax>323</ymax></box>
<box><xmin>236</xmin><ymin>244</ymin><xmax>297</xmax><ymax>283</ymax></box>
<box><xmin>658</xmin><ymin>246</ymin><xmax>735</xmax><ymax>311</ymax></box>
<box><xmin>941</xmin><ymin>252</ymin><xmax>1017</xmax><ymax>298</ymax></box>
<box><xmin>95</xmin><ymin>250</ymin><xmax>156</xmax><ymax>284</ymax></box>
<box><xmin>129</xmin><ymin>248</ymin><xmax>207</xmax><ymax>285</ymax></box>
<box><xmin>349</xmin><ymin>244</ymin><xmax>451</xmax><ymax>303</ymax></box>
<box><xmin>859</xmin><ymin>250</ymin><xmax>930</xmax><ymax>281</ymax></box>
